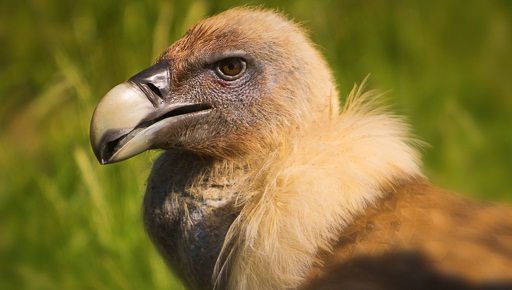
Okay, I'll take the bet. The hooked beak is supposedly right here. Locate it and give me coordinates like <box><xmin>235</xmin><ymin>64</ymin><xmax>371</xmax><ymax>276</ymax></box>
<box><xmin>90</xmin><ymin>60</ymin><xmax>212</xmax><ymax>164</ymax></box>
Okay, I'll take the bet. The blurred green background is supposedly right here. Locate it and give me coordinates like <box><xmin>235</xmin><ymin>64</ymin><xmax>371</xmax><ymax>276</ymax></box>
<box><xmin>1</xmin><ymin>0</ymin><xmax>511</xmax><ymax>289</ymax></box>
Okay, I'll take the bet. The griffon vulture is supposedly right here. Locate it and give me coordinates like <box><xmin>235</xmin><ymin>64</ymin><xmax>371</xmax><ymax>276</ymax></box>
<box><xmin>90</xmin><ymin>7</ymin><xmax>512</xmax><ymax>290</ymax></box>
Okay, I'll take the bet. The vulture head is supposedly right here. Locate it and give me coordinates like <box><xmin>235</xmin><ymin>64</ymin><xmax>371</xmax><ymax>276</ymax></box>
<box><xmin>89</xmin><ymin>6</ymin><xmax>512</xmax><ymax>290</ymax></box>
<box><xmin>91</xmin><ymin>8</ymin><xmax>338</xmax><ymax>164</ymax></box>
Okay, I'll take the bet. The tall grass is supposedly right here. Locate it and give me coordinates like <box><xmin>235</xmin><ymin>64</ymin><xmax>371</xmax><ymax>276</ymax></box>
<box><xmin>1</xmin><ymin>0</ymin><xmax>511</xmax><ymax>289</ymax></box>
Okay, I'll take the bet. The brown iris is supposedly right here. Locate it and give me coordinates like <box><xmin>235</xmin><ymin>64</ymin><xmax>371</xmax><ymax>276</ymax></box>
<box><xmin>215</xmin><ymin>58</ymin><xmax>247</xmax><ymax>80</ymax></box>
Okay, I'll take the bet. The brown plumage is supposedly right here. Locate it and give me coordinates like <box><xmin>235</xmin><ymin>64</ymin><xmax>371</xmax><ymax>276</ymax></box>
<box><xmin>89</xmin><ymin>7</ymin><xmax>512</xmax><ymax>290</ymax></box>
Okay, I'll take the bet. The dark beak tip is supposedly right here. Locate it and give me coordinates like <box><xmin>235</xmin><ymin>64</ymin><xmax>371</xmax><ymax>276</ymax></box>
<box><xmin>93</xmin><ymin>150</ymin><xmax>105</xmax><ymax>165</ymax></box>
<box><xmin>90</xmin><ymin>142</ymin><xmax>108</xmax><ymax>165</ymax></box>
<box><xmin>96</xmin><ymin>153</ymin><xmax>111</xmax><ymax>165</ymax></box>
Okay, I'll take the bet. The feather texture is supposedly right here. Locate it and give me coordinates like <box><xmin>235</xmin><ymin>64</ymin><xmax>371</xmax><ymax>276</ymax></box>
<box><xmin>214</xmin><ymin>84</ymin><xmax>423</xmax><ymax>289</ymax></box>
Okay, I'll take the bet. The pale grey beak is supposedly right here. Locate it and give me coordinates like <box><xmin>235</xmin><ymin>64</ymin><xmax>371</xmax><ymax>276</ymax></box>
<box><xmin>90</xmin><ymin>60</ymin><xmax>212</xmax><ymax>164</ymax></box>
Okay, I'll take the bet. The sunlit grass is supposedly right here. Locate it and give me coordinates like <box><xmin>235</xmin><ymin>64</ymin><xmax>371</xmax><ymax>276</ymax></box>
<box><xmin>1</xmin><ymin>0</ymin><xmax>511</xmax><ymax>289</ymax></box>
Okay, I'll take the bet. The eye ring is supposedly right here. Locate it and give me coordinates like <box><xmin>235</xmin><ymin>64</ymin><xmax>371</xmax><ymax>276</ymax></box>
<box><xmin>215</xmin><ymin>58</ymin><xmax>247</xmax><ymax>81</ymax></box>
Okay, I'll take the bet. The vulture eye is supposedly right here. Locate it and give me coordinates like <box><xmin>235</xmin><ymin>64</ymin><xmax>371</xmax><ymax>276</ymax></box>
<box><xmin>215</xmin><ymin>58</ymin><xmax>247</xmax><ymax>80</ymax></box>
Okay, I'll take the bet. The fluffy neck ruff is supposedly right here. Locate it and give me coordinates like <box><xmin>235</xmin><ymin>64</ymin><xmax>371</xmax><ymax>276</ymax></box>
<box><xmin>213</xmin><ymin>85</ymin><xmax>423</xmax><ymax>290</ymax></box>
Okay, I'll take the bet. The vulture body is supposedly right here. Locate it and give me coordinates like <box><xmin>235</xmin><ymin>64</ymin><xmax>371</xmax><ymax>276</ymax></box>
<box><xmin>90</xmin><ymin>7</ymin><xmax>512</xmax><ymax>290</ymax></box>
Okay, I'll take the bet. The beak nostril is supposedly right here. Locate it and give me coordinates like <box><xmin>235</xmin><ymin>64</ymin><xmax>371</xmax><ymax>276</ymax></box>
<box><xmin>128</xmin><ymin>60</ymin><xmax>172</xmax><ymax>101</ymax></box>
<box><xmin>146</xmin><ymin>83</ymin><xmax>163</xmax><ymax>98</ymax></box>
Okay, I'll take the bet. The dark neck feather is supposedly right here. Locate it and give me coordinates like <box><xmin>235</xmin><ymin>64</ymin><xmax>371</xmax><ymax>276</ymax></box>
<box><xmin>143</xmin><ymin>150</ymin><xmax>243</xmax><ymax>289</ymax></box>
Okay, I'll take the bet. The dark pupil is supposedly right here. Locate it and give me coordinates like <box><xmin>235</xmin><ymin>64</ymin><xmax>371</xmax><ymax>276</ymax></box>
<box><xmin>223</xmin><ymin>61</ymin><xmax>240</xmax><ymax>75</ymax></box>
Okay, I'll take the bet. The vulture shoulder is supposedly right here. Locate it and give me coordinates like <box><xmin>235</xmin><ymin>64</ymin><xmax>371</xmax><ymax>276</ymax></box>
<box><xmin>90</xmin><ymin>6</ymin><xmax>512</xmax><ymax>290</ymax></box>
<box><xmin>303</xmin><ymin>179</ymin><xmax>512</xmax><ymax>290</ymax></box>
